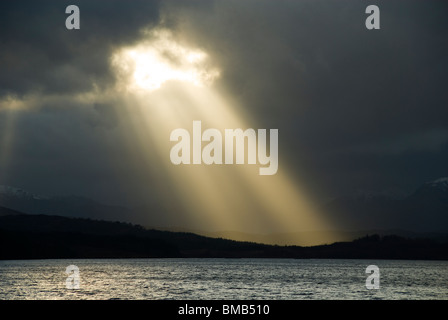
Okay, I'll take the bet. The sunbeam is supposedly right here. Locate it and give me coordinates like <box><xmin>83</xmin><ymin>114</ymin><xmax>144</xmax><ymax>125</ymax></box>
<box><xmin>0</xmin><ymin>106</ymin><xmax>18</xmax><ymax>182</ymax></box>
<box><xmin>111</xmin><ymin>30</ymin><xmax>335</xmax><ymax>244</ymax></box>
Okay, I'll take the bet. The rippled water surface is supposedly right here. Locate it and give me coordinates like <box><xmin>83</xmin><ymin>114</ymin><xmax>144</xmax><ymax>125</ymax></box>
<box><xmin>0</xmin><ymin>259</ymin><xmax>447</xmax><ymax>299</ymax></box>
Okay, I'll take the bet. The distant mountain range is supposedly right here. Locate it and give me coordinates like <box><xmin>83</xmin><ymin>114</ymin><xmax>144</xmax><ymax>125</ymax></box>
<box><xmin>0</xmin><ymin>177</ymin><xmax>447</xmax><ymax>246</ymax></box>
<box><xmin>321</xmin><ymin>177</ymin><xmax>448</xmax><ymax>232</ymax></box>
<box><xmin>0</xmin><ymin>185</ymin><xmax>133</xmax><ymax>221</ymax></box>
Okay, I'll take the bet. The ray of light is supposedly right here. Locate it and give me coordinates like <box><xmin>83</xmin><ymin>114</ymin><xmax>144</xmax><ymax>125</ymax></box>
<box><xmin>111</xmin><ymin>30</ymin><xmax>336</xmax><ymax>244</ymax></box>
<box><xmin>0</xmin><ymin>105</ymin><xmax>18</xmax><ymax>183</ymax></box>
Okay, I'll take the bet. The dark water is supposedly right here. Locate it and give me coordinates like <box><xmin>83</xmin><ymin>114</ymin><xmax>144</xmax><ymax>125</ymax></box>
<box><xmin>0</xmin><ymin>259</ymin><xmax>447</xmax><ymax>299</ymax></box>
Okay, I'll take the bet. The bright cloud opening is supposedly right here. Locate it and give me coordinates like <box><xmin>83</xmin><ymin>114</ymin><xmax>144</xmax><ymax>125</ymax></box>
<box><xmin>112</xmin><ymin>30</ymin><xmax>220</xmax><ymax>92</ymax></box>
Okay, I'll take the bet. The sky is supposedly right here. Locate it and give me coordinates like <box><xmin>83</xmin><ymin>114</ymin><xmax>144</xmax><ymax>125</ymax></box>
<box><xmin>0</xmin><ymin>1</ymin><xmax>447</xmax><ymax>237</ymax></box>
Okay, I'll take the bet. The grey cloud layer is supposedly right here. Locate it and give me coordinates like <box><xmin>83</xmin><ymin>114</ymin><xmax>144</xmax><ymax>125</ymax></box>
<box><xmin>0</xmin><ymin>0</ymin><xmax>160</xmax><ymax>97</ymax></box>
<box><xmin>0</xmin><ymin>0</ymin><xmax>447</xmax><ymax>209</ymax></box>
<box><xmin>164</xmin><ymin>0</ymin><xmax>448</xmax><ymax>195</ymax></box>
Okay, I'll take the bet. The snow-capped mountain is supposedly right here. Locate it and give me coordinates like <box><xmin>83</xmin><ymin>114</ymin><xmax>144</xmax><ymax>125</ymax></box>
<box><xmin>0</xmin><ymin>185</ymin><xmax>132</xmax><ymax>222</ymax></box>
<box><xmin>424</xmin><ymin>177</ymin><xmax>448</xmax><ymax>193</ymax></box>
<box><xmin>0</xmin><ymin>185</ymin><xmax>47</xmax><ymax>200</ymax></box>
<box><xmin>322</xmin><ymin>177</ymin><xmax>448</xmax><ymax>232</ymax></box>
<box><xmin>410</xmin><ymin>177</ymin><xmax>448</xmax><ymax>203</ymax></box>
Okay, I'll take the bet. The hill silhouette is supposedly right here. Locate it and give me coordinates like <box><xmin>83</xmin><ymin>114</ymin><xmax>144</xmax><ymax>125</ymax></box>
<box><xmin>1</xmin><ymin>212</ymin><xmax>447</xmax><ymax>260</ymax></box>
<box><xmin>2</xmin><ymin>178</ymin><xmax>447</xmax><ymax>243</ymax></box>
<box><xmin>0</xmin><ymin>206</ymin><xmax>24</xmax><ymax>216</ymax></box>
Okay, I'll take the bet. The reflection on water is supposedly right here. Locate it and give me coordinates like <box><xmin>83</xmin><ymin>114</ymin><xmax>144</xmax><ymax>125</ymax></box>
<box><xmin>0</xmin><ymin>259</ymin><xmax>447</xmax><ymax>300</ymax></box>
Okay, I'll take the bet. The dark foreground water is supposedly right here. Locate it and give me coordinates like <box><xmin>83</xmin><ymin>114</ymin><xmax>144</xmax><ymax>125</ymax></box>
<box><xmin>0</xmin><ymin>259</ymin><xmax>447</xmax><ymax>300</ymax></box>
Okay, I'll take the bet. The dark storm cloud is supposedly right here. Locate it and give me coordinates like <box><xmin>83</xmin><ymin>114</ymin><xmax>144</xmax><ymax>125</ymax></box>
<box><xmin>1</xmin><ymin>96</ymin><xmax>168</xmax><ymax>214</ymax></box>
<box><xmin>0</xmin><ymin>0</ymin><xmax>447</xmax><ymax>216</ymax></box>
<box><xmin>0</xmin><ymin>0</ymin><xmax>163</xmax><ymax>206</ymax></box>
<box><xmin>163</xmin><ymin>0</ymin><xmax>448</xmax><ymax>195</ymax></box>
<box><xmin>0</xmin><ymin>0</ymin><xmax>160</xmax><ymax>97</ymax></box>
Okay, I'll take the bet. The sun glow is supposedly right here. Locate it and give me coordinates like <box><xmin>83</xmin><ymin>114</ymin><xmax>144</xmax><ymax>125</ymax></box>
<box><xmin>112</xmin><ymin>30</ymin><xmax>220</xmax><ymax>92</ymax></box>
